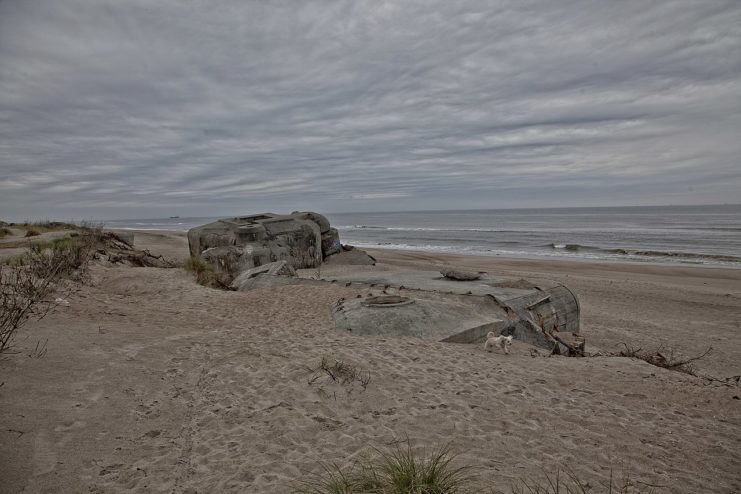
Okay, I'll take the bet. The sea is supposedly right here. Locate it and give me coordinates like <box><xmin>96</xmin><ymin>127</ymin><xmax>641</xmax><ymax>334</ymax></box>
<box><xmin>102</xmin><ymin>205</ymin><xmax>741</xmax><ymax>268</ymax></box>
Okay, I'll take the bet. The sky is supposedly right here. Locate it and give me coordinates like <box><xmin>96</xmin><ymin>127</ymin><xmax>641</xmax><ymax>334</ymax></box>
<box><xmin>1</xmin><ymin>0</ymin><xmax>740</xmax><ymax>221</ymax></box>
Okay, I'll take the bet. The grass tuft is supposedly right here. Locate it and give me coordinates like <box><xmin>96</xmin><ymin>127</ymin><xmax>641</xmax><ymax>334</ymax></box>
<box><xmin>307</xmin><ymin>357</ymin><xmax>371</xmax><ymax>396</ymax></box>
<box><xmin>0</xmin><ymin>227</ymin><xmax>13</xmax><ymax>239</ymax></box>
<box><xmin>512</xmin><ymin>468</ymin><xmax>659</xmax><ymax>494</ymax></box>
<box><xmin>23</xmin><ymin>221</ymin><xmax>77</xmax><ymax>233</ymax></box>
<box><xmin>292</xmin><ymin>443</ymin><xmax>663</xmax><ymax>494</ymax></box>
<box><xmin>293</xmin><ymin>442</ymin><xmax>476</xmax><ymax>494</ymax></box>
<box><xmin>182</xmin><ymin>256</ymin><xmax>220</xmax><ymax>288</ymax></box>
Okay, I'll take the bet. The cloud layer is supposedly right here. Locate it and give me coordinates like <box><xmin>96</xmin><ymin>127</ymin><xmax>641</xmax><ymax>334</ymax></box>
<box><xmin>1</xmin><ymin>0</ymin><xmax>740</xmax><ymax>219</ymax></box>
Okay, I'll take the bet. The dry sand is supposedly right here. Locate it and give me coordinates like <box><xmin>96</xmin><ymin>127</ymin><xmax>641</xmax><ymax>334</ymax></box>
<box><xmin>1</xmin><ymin>230</ymin><xmax>740</xmax><ymax>493</ymax></box>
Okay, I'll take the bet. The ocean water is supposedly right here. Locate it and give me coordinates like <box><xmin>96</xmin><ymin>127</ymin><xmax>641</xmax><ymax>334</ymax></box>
<box><xmin>103</xmin><ymin>205</ymin><xmax>741</xmax><ymax>267</ymax></box>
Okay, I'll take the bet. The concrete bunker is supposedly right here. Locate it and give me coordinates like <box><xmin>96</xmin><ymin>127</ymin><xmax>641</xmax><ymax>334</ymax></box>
<box><xmin>326</xmin><ymin>267</ymin><xmax>584</xmax><ymax>355</ymax></box>
<box><xmin>187</xmin><ymin>211</ymin><xmax>372</xmax><ymax>284</ymax></box>
<box><xmin>187</xmin><ymin>212</ymin><xmax>583</xmax><ymax>355</ymax></box>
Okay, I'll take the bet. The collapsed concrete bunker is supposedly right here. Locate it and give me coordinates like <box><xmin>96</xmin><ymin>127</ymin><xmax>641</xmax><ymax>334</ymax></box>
<box><xmin>187</xmin><ymin>213</ymin><xmax>583</xmax><ymax>355</ymax></box>
<box><xmin>187</xmin><ymin>211</ymin><xmax>354</xmax><ymax>284</ymax></box>
<box><xmin>327</xmin><ymin>267</ymin><xmax>583</xmax><ymax>356</ymax></box>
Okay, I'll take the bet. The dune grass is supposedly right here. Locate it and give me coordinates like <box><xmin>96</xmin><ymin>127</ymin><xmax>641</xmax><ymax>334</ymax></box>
<box><xmin>182</xmin><ymin>256</ymin><xmax>220</xmax><ymax>287</ymax></box>
<box><xmin>511</xmin><ymin>468</ymin><xmax>658</xmax><ymax>494</ymax></box>
<box><xmin>21</xmin><ymin>221</ymin><xmax>77</xmax><ymax>232</ymax></box>
<box><xmin>292</xmin><ymin>442</ymin><xmax>660</xmax><ymax>494</ymax></box>
<box><xmin>1</xmin><ymin>221</ymin><xmax>78</xmax><ymax>242</ymax></box>
<box><xmin>293</xmin><ymin>442</ymin><xmax>477</xmax><ymax>494</ymax></box>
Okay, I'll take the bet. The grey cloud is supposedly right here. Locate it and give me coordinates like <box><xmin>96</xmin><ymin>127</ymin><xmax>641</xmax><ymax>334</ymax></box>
<box><xmin>1</xmin><ymin>0</ymin><xmax>740</xmax><ymax>220</ymax></box>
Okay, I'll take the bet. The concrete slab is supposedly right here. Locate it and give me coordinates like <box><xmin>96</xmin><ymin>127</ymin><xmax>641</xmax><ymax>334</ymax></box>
<box><xmin>319</xmin><ymin>265</ymin><xmax>582</xmax><ymax>354</ymax></box>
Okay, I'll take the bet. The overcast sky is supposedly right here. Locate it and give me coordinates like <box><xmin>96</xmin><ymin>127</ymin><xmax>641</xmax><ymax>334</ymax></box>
<box><xmin>1</xmin><ymin>1</ymin><xmax>740</xmax><ymax>220</ymax></box>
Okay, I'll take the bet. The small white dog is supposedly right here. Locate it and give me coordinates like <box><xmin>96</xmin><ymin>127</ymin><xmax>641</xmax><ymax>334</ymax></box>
<box><xmin>484</xmin><ymin>332</ymin><xmax>513</xmax><ymax>354</ymax></box>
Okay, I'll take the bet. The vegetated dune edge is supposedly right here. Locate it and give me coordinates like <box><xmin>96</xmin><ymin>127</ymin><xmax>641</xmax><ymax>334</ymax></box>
<box><xmin>0</xmin><ymin>229</ymin><xmax>739</xmax><ymax>493</ymax></box>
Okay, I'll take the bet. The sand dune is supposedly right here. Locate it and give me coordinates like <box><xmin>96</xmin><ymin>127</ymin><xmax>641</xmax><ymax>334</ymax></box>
<box><xmin>1</xmin><ymin>231</ymin><xmax>740</xmax><ymax>493</ymax></box>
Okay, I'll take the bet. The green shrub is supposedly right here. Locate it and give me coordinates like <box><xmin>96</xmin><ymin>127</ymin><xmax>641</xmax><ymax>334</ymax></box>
<box><xmin>49</xmin><ymin>236</ymin><xmax>79</xmax><ymax>250</ymax></box>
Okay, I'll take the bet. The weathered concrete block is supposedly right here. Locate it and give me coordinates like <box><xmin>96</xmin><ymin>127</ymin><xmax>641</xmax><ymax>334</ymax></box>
<box><xmin>293</xmin><ymin>211</ymin><xmax>331</xmax><ymax>233</ymax></box>
<box><xmin>440</xmin><ymin>269</ymin><xmax>481</xmax><ymax>281</ymax></box>
<box><xmin>323</xmin><ymin>247</ymin><xmax>376</xmax><ymax>266</ymax></box>
<box><xmin>201</xmin><ymin>246</ymin><xmax>253</xmax><ymax>283</ymax></box>
<box><xmin>230</xmin><ymin>260</ymin><xmax>297</xmax><ymax>291</ymax></box>
<box><xmin>325</xmin><ymin>267</ymin><xmax>581</xmax><ymax>354</ymax></box>
<box><xmin>321</xmin><ymin>227</ymin><xmax>341</xmax><ymax>257</ymax></box>
<box><xmin>188</xmin><ymin>212</ymin><xmax>328</xmax><ymax>283</ymax></box>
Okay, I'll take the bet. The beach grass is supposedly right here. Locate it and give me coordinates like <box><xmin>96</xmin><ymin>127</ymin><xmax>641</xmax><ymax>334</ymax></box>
<box><xmin>183</xmin><ymin>256</ymin><xmax>220</xmax><ymax>287</ymax></box>
<box><xmin>292</xmin><ymin>441</ymin><xmax>659</xmax><ymax>494</ymax></box>
<box><xmin>292</xmin><ymin>442</ymin><xmax>477</xmax><ymax>494</ymax></box>
<box><xmin>307</xmin><ymin>356</ymin><xmax>371</xmax><ymax>390</ymax></box>
<box><xmin>511</xmin><ymin>468</ymin><xmax>657</xmax><ymax>493</ymax></box>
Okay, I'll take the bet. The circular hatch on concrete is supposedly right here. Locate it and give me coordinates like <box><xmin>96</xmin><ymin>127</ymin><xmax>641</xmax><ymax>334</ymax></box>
<box><xmin>361</xmin><ymin>295</ymin><xmax>415</xmax><ymax>308</ymax></box>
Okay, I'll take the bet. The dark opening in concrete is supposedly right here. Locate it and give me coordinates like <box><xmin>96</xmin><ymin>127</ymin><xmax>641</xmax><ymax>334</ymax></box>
<box><xmin>361</xmin><ymin>295</ymin><xmax>415</xmax><ymax>307</ymax></box>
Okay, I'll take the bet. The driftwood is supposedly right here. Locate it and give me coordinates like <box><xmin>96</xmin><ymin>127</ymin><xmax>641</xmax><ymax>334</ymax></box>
<box><xmin>618</xmin><ymin>343</ymin><xmax>712</xmax><ymax>372</ymax></box>
<box><xmin>548</xmin><ymin>330</ymin><xmax>585</xmax><ymax>357</ymax></box>
<box><xmin>95</xmin><ymin>232</ymin><xmax>175</xmax><ymax>268</ymax></box>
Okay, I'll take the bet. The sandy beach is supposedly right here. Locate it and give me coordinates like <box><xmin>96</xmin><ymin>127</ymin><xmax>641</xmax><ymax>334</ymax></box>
<box><xmin>1</xmin><ymin>230</ymin><xmax>740</xmax><ymax>493</ymax></box>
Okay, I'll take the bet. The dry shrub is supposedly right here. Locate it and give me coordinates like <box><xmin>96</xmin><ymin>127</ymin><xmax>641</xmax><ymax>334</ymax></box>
<box><xmin>24</xmin><ymin>228</ymin><xmax>41</xmax><ymax>237</ymax></box>
<box><xmin>28</xmin><ymin>225</ymin><xmax>101</xmax><ymax>280</ymax></box>
<box><xmin>0</xmin><ymin>226</ymin><xmax>100</xmax><ymax>354</ymax></box>
<box><xmin>617</xmin><ymin>342</ymin><xmax>711</xmax><ymax>376</ymax></box>
<box><xmin>0</xmin><ymin>266</ymin><xmax>57</xmax><ymax>353</ymax></box>
<box><xmin>0</xmin><ymin>227</ymin><xmax>13</xmax><ymax>239</ymax></box>
<box><xmin>308</xmin><ymin>356</ymin><xmax>371</xmax><ymax>391</ymax></box>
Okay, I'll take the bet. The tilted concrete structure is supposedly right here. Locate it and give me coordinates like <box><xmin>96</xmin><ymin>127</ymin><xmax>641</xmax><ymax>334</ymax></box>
<box><xmin>226</xmin><ymin>262</ymin><xmax>584</xmax><ymax>355</ymax></box>
<box><xmin>326</xmin><ymin>266</ymin><xmax>583</xmax><ymax>355</ymax></box>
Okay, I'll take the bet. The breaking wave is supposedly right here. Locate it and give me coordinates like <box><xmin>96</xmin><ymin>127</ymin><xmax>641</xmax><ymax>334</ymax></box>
<box><xmin>336</xmin><ymin>224</ymin><xmax>520</xmax><ymax>233</ymax></box>
<box><xmin>547</xmin><ymin>243</ymin><xmax>741</xmax><ymax>263</ymax></box>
